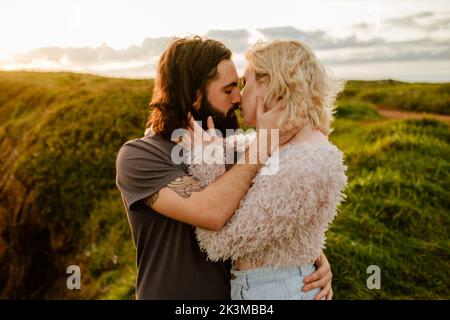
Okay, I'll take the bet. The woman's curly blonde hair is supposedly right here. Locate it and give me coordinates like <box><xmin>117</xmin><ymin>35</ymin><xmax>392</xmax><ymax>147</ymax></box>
<box><xmin>245</xmin><ymin>40</ymin><xmax>344</xmax><ymax>135</ymax></box>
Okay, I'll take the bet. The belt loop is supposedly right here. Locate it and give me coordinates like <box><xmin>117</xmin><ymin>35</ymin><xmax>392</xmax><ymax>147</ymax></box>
<box><xmin>244</xmin><ymin>273</ymin><xmax>249</xmax><ymax>290</ymax></box>
<box><xmin>299</xmin><ymin>265</ymin><xmax>308</xmax><ymax>276</ymax></box>
<box><xmin>301</xmin><ymin>264</ymin><xmax>315</xmax><ymax>277</ymax></box>
<box><xmin>239</xmin><ymin>284</ymin><xmax>245</xmax><ymax>300</ymax></box>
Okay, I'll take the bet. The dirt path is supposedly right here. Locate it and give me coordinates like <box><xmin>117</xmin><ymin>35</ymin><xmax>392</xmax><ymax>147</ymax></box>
<box><xmin>378</xmin><ymin>109</ymin><xmax>450</xmax><ymax>124</ymax></box>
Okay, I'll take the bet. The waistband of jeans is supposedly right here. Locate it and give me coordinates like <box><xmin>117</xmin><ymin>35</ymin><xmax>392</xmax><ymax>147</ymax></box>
<box><xmin>230</xmin><ymin>264</ymin><xmax>316</xmax><ymax>286</ymax></box>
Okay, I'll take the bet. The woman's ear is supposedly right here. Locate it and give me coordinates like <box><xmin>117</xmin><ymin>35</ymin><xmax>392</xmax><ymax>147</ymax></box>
<box><xmin>192</xmin><ymin>90</ymin><xmax>202</xmax><ymax>111</ymax></box>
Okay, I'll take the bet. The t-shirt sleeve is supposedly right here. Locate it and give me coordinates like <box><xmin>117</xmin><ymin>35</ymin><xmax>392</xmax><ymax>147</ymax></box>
<box><xmin>116</xmin><ymin>142</ymin><xmax>188</xmax><ymax>211</ymax></box>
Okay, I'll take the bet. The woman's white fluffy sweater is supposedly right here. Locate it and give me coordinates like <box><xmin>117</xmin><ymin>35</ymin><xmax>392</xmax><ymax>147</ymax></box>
<box><xmin>189</xmin><ymin>138</ymin><xmax>348</xmax><ymax>268</ymax></box>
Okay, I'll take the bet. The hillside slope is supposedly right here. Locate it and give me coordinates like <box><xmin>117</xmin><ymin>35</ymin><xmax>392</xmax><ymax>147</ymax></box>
<box><xmin>0</xmin><ymin>71</ymin><xmax>150</xmax><ymax>298</ymax></box>
<box><xmin>0</xmin><ymin>71</ymin><xmax>448</xmax><ymax>299</ymax></box>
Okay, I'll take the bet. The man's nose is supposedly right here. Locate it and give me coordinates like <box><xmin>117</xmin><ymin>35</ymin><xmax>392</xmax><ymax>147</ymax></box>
<box><xmin>232</xmin><ymin>87</ymin><xmax>241</xmax><ymax>104</ymax></box>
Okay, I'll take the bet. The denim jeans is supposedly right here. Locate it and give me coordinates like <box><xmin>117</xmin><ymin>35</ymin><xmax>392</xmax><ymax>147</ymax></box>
<box><xmin>230</xmin><ymin>264</ymin><xmax>321</xmax><ymax>300</ymax></box>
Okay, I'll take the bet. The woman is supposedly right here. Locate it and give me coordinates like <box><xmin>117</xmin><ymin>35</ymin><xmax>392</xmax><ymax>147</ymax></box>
<box><xmin>189</xmin><ymin>40</ymin><xmax>347</xmax><ymax>300</ymax></box>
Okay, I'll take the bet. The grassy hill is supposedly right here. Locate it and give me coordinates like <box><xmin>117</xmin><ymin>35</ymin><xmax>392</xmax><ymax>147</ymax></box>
<box><xmin>0</xmin><ymin>71</ymin><xmax>149</xmax><ymax>298</ymax></box>
<box><xmin>329</xmin><ymin>117</ymin><xmax>449</xmax><ymax>299</ymax></box>
<box><xmin>0</xmin><ymin>71</ymin><xmax>448</xmax><ymax>299</ymax></box>
<box><xmin>339</xmin><ymin>80</ymin><xmax>450</xmax><ymax>115</ymax></box>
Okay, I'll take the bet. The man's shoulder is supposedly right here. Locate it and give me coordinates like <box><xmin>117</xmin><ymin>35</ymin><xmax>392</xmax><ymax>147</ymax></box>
<box><xmin>119</xmin><ymin>134</ymin><xmax>174</xmax><ymax>156</ymax></box>
<box><xmin>117</xmin><ymin>134</ymin><xmax>186</xmax><ymax>172</ymax></box>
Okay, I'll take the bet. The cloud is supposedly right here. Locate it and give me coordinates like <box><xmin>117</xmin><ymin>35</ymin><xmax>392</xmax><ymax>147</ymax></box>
<box><xmin>321</xmin><ymin>42</ymin><xmax>450</xmax><ymax>65</ymax></box>
<box><xmin>362</xmin><ymin>11</ymin><xmax>450</xmax><ymax>34</ymax></box>
<box><xmin>258</xmin><ymin>26</ymin><xmax>326</xmax><ymax>44</ymax></box>
<box><xmin>1</xmin><ymin>11</ymin><xmax>449</xmax><ymax>81</ymax></box>
<box><xmin>425</xmin><ymin>17</ymin><xmax>450</xmax><ymax>31</ymax></box>
<box><xmin>386</xmin><ymin>11</ymin><xmax>435</xmax><ymax>28</ymax></box>
<box><xmin>258</xmin><ymin>26</ymin><xmax>385</xmax><ymax>49</ymax></box>
<box><xmin>205</xmin><ymin>29</ymin><xmax>251</xmax><ymax>53</ymax></box>
<box><xmin>352</xmin><ymin>23</ymin><xmax>370</xmax><ymax>31</ymax></box>
<box><xmin>9</xmin><ymin>37</ymin><xmax>172</xmax><ymax>66</ymax></box>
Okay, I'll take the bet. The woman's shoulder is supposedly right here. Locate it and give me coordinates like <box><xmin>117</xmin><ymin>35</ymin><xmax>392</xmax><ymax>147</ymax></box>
<box><xmin>268</xmin><ymin>141</ymin><xmax>345</xmax><ymax>177</ymax></box>
<box><xmin>281</xmin><ymin>141</ymin><xmax>343</xmax><ymax>161</ymax></box>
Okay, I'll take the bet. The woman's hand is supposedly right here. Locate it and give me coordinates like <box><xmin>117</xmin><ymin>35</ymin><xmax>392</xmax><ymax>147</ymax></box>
<box><xmin>173</xmin><ymin>113</ymin><xmax>225</xmax><ymax>164</ymax></box>
<box><xmin>174</xmin><ymin>113</ymin><xmax>221</xmax><ymax>149</ymax></box>
<box><xmin>302</xmin><ymin>252</ymin><xmax>334</xmax><ymax>300</ymax></box>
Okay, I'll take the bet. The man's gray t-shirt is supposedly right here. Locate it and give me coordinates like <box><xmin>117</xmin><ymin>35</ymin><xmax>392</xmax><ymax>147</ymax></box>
<box><xmin>116</xmin><ymin>133</ymin><xmax>231</xmax><ymax>299</ymax></box>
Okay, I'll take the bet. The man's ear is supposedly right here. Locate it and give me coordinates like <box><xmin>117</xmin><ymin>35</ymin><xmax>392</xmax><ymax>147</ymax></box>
<box><xmin>192</xmin><ymin>90</ymin><xmax>202</xmax><ymax>111</ymax></box>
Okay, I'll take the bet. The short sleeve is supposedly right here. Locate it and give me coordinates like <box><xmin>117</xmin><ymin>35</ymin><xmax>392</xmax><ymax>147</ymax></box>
<box><xmin>116</xmin><ymin>141</ymin><xmax>188</xmax><ymax>211</ymax></box>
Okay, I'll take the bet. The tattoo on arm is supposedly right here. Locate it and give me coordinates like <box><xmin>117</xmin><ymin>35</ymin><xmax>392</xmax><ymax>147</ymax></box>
<box><xmin>144</xmin><ymin>176</ymin><xmax>201</xmax><ymax>208</ymax></box>
<box><xmin>167</xmin><ymin>176</ymin><xmax>202</xmax><ymax>198</ymax></box>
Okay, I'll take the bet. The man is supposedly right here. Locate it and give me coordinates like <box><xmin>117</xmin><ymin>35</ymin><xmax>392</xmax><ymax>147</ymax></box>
<box><xmin>116</xmin><ymin>36</ymin><xmax>333</xmax><ymax>299</ymax></box>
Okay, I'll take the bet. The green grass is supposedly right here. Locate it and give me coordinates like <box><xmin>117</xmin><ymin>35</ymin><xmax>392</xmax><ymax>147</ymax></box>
<box><xmin>328</xmin><ymin>118</ymin><xmax>450</xmax><ymax>299</ymax></box>
<box><xmin>335</xmin><ymin>99</ymin><xmax>380</xmax><ymax>121</ymax></box>
<box><xmin>0</xmin><ymin>71</ymin><xmax>148</xmax><ymax>299</ymax></box>
<box><xmin>340</xmin><ymin>80</ymin><xmax>450</xmax><ymax>115</ymax></box>
<box><xmin>0</xmin><ymin>71</ymin><xmax>448</xmax><ymax>299</ymax></box>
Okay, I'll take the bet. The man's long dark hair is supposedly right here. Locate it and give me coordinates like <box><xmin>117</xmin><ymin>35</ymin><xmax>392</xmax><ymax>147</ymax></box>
<box><xmin>147</xmin><ymin>36</ymin><xmax>232</xmax><ymax>139</ymax></box>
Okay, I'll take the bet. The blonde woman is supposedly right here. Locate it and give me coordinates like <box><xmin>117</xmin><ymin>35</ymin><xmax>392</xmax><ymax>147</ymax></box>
<box><xmin>189</xmin><ymin>40</ymin><xmax>348</xmax><ymax>300</ymax></box>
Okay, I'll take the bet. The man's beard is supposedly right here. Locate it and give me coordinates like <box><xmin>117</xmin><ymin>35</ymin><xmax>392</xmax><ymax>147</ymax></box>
<box><xmin>191</xmin><ymin>99</ymin><xmax>240</xmax><ymax>137</ymax></box>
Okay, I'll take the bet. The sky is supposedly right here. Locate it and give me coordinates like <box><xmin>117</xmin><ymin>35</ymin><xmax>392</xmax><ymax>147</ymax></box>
<box><xmin>1</xmin><ymin>0</ymin><xmax>449</xmax><ymax>81</ymax></box>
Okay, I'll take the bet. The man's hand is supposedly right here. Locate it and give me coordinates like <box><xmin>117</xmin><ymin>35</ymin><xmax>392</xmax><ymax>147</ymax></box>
<box><xmin>303</xmin><ymin>252</ymin><xmax>333</xmax><ymax>300</ymax></box>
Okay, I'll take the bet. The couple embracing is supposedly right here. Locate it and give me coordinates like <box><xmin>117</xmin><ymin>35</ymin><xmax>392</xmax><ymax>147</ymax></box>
<box><xmin>116</xmin><ymin>36</ymin><xmax>347</xmax><ymax>300</ymax></box>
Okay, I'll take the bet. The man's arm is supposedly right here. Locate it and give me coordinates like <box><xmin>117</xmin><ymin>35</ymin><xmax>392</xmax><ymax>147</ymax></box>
<box><xmin>145</xmin><ymin>96</ymin><xmax>294</xmax><ymax>231</ymax></box>
<box><xmin>145</xmin><ymin>139</ymin><xmax>261</xmax><ymax>231</ymax></box>
<box><xmin>303</xmin><ymin>252</ymin><xmax>334</xmax><ymax>300</ymax></box>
